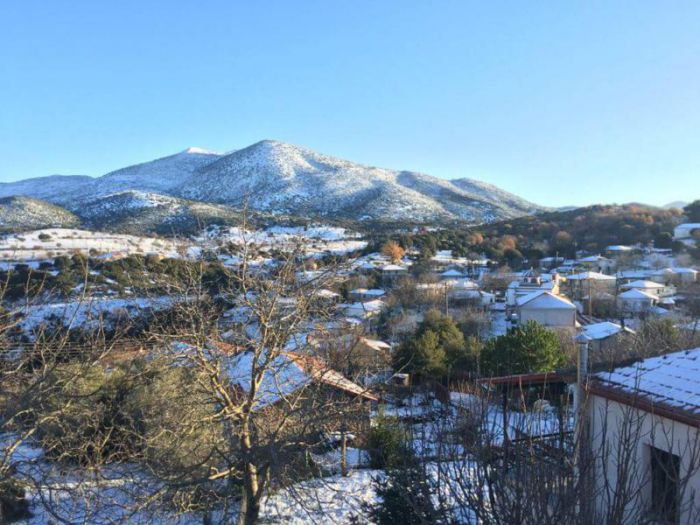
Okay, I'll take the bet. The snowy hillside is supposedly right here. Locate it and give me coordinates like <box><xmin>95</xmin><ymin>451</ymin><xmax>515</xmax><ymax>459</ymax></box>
<box><xmin>177</xmin><ymin>140</ymin><xmax>541</xmax><ymax>222</ymax></box>
<box><xmin>90</xmin><ymin>147</ymin><xmax>223</xmax><ymax>196</ymax></box>
<box><xmin>0</xmin><ymin>228</ymin><xmax>183</xmax><ymax>266</ymax></box>
<box><xmin>0</xmin><ymin>175</ymin><xmax>93</xmax><ymax>206</ymax></box>
<box><xmin>0</xmin><ymin>196</ymin><xmax>80</xmax><ymax>232</ymax></box>
<box><xmin>0</xmin><ymin>140</ymin><xmax>542</xmax><ymax>228</ymax></box>
<box><xmin>76</xmin><ymin>190</ymin><xmax>240</xmax><ymax>234</ymax></box>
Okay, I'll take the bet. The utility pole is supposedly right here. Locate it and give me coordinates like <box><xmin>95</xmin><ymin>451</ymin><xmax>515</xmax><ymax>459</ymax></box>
<box><xmin>574</xmin><ymin>333</ymin><xmax>591</xmax><ymax>518</ymax></box>
<box><xmin>444</xmin><ymin>281</ymin><xmax>449</xmax><ymax>316</ymax></box>
<box><xmin>340</xmin><ymin>421</ymin><xmax>348</xmax><ymax>477</ymax></box>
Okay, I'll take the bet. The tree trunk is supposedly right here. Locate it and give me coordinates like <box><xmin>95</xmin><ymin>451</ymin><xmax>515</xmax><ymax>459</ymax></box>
<box><xmin>237</xmin><ymin>422</ymin><xmax>261</xmax><ymax>525</ymax></box>
<box><xmin>237</xmin><ymin>462</ymin><xmax>260</xmax><ymax>525</ymax></box>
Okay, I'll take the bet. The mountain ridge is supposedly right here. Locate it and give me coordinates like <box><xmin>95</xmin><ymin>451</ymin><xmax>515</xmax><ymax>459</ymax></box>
<box><xmin>0</xmin><ymin>139</ymin><xmax>542</xmax><ymax>226</ymax></box>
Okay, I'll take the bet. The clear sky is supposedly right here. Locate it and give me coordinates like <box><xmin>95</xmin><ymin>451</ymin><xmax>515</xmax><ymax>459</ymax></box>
<box><xmin>2</xmin><ymin>1</ymin><xmax>699</xmax><ymax>207</ymax></box>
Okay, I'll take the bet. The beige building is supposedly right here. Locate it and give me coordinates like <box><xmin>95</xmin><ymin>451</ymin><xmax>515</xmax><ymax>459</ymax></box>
<box><xmin>584</xmin><ymin>348</ymin><xmax>700</xmax><ymax>524</ymax></box>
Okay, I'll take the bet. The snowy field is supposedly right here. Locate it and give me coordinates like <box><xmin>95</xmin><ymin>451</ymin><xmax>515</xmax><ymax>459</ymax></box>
<box><xmin>11</xmin><ymin>296</ymin><xmax>181</xmax><ymax>340</ymax></box>
<box><xmin>0</xmin><ymin>228</ymin><xmax>183</xmax><ymax>263</ymax></box>
<box><xmin>199</xmin><ymin>224</ymin><xmax>367</xmax><ymax>258</ymax></box>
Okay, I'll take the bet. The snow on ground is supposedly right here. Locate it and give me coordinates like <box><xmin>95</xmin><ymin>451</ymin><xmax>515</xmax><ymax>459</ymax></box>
<box><xmin>13</xmin><ymin>296</ymin><xmax>179</xmax><ymax>339</ymax></box>
<box><xmin>0</xmin><ymin>228</ymin><xmax>183</xmax><ymax>262</ymax></box>
<box><xmin>198</xmin><ymin>224</ymin><xmax>367</xmax><ymax>258</ymax></box>
<box><xmin>261</xmin><ymin>469</ymin><xmax>381</xmax><ymax>524</ymax></box>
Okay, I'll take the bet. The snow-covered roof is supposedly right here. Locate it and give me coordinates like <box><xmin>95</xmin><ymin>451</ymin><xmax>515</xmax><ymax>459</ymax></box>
<box><xmin>517</xmin><ymin>291</ymin><xmax>576</xmax><ymax>309</ymax></box>
<box><xmin>440</xmin><ymin>269</ymin><xmax>464</xmax><ymax>277</ymax></box>
<box><xmin>349</xmin><ymin>288</ymin><xmax>385</xmax><ymax>297</ymax></box>
<box><xmin>672</xmin><ymin>267</ymin><xmax>699</xmax><ymax>274</ymax></box>
<box><xmin>581</xmin><ymin>321</ymin><xmax>633</xmax><ymax>341</ymax></box>
<box><xmin>616</xmin><ymin>270</ymin><xmax>651</xmax><ymax>279</ymax></box>
<box><xmin>313</xmin><ymin>288</ymin><xmax>340</xmax><ymax>299</ymax></box>
<box><xmin>359</xmin><ymin>337</ymin><xmax>391</xmax><ymax>352</ymax></box>
<box><xmin>566</xmin><ymin>271</ymin><xmax>616</xmax><ymax>281</ymax></box>
<box><xmin>621</xmin><ymin>280</ymin><xmax>664</xmax><ymax>290</ymax></box>
<box><xmin>618</xmin><ymin>288</ymin><xmax>658</xmax><ymax>301</ymax></box>
<box><xmin>381</xmin><ymin>264</ymin><xmax>407</xmax><ymax>271</ymax></box>
<box><xmin>577</xmin><ymin>255</ymin><xmax>611</xmax><ymax>263</ymax></box>
<box><xmin>591</xmin><ymin>347</ymin><xmax>700</xmax><ymax>421</ymax></box>
<box><xmin>225</xmin><ymin>350</ymin><xmax>378</xmax><ymax>409</ymax></box>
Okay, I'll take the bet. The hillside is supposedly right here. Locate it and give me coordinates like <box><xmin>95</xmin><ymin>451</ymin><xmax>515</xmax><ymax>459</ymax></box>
<box><xmin>472</xmin><ymin>203</ymin><xmax>683</xmax><ymax>257</ymax></box>
<box><xmin>0</xmin><ymin>140</ymin><xmax>541</xmax><ymax>227</ymax></box>
<box><xmin>177</xmin><ymin>140</ymin><xmax>541</xmax><ymax>222</ymax></box>
<box><xmin>0</xmin><ymin>175</ymin><xmax>94</xmax><ymax>206</ymax></box>
<box><xmin>0</xmin><ymin>196</ymin><xmax>80</xmax><ymax>232</ymax></box>
<box><xmin>76</xmin><ymin>190</ymin><xmax>242</xmax><ymax>235</ymax></box>
<box><xmin>90</xmin><ymin>147</ymin><xmax>223</xmax><ymax>197</ymax></box>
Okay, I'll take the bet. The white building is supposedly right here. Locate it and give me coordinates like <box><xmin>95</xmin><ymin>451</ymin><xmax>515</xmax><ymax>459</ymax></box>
<box><xmin>650</xmin><ymin>267</ymin><xmax>699</xmax><ymax>285</ymax></box>
<box><xmin>576</xmin><ymin>255</ymin><xmax>616</xmax><ymax>274</ymax></box>
<box><xmin>566</xmin><ymin>271</ymin><xmax>617</xmax><ymax>299</ymax></box>
<box><xmin>580</xmin><ymin>321</ymin><xmax>634</xmax><ymax>352</ymax></box>
<box><xmin>516</xmin><ymin>291</ymin><xmax>577</xmax><ymax>329</ymax></box>
<box><xmin>617</xmin><ymin>288</ymin><xmax>658</xmax><ymax>315</ymax></box>
<box><xmin>621</xmin><ymin>279</ymin><xmax>676</xmax><ymax>299</ymax></box>
<box><xmin>585</xmin><ymin>348</ymin><xmax>700</xmax><ymax>524</ymax></box>
<box><xmin>348</xmin><ymin>288</ymin><xmax>386</xmax><ymax>301</ymax></box>
<box><xmin>506</xmin><ymin>273</ymin><xmax>562</xmax><ymax>307</ymax></box>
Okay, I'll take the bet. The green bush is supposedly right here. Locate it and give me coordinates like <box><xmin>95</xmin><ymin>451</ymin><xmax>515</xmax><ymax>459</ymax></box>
<box><xmin>366</xmin><ymin>418</ymin><xmax>409</xmax><ymax>469</ymax></box>
<box><xmin>481</xmin><ymin>321</ymin><xmax>565</xmax><ymax>377</ymax></box>
<box><xmin>393</xmin><ymin>309</ymin><xmax>474</xmax><ymax>379</ymax></box>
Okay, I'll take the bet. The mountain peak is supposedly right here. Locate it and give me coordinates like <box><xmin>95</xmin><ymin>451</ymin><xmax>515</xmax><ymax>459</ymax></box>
<box><xmin>182</xmin><ymin>146</ymin><xmax>218</xmax><ymax>155</ymax></box>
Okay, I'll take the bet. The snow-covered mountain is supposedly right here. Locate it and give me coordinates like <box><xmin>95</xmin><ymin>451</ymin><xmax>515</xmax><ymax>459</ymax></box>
<box><xmin>90</xmin><ymin>147</ymin><xmax>223</xmax><ymax>197</ymax></box>
<box><xmin>0</xmin><ymin>140</ymin><xmax>542</xmax><ymax>227</ymax></box>
<box><xmin>177</xmin><ymin>140</ymin><xmax>541</xmax><ymax>222</ymax></box>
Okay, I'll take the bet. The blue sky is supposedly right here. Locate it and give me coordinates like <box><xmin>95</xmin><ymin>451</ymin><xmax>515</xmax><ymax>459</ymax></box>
<box><xmin>1</xmin><ymin>1</ymin><xmax>699</xmax><ymax>207</ymax></box>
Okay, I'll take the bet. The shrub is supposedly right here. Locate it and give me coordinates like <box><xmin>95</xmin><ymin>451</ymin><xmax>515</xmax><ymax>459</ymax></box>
<box><xmin>366</xmin><ymin>418</ymin><xmax>409</xmax><ymax>469</ymax></box>
<box><xmin>0</xmin><ymin>478</ymin><xmax>31</xmax><ymax>523</ymax></box>
<box><xmin>38</xmin><ymin>232</ymin><xmax>52</xmax><ymax>241</ymax></box>
<box><xmin>481</xmin><ymin>321</ymin><xmax>565</xmax><ymax>377</ymax></box>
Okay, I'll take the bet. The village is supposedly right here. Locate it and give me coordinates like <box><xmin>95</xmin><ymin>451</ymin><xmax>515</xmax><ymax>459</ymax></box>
<box><xmin>1</xmin><ymin>215</ymin><xmax>700</xmax><ymax>524</ymax></box>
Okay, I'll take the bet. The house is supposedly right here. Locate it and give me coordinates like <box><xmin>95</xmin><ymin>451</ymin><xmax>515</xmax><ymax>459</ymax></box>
<box><xmin>605</xmin><ymin>245</ymin><xmax>635</xmax><ymax>256</ymax></box>
<box><xmin>516</xmin><ymin>291</ymin><xmax>577</xmax><ymax>329</ymax></box>
<box><xmin>342</xmin><ymin>299</ymin><xmax>387</xmax><ymax>321</ymax></box>
<box><xmin>225</xmin><ymin>349</ymin><xmax>378</xmax><ymax>435</ymax></box>
<box><xmin>584</xmin><ymin>348</ymin><xmax>700</xmax><ymax>524</ymax></box>
<box><xmin>672</xmin><ymin>268</ymin><xmax>699</xmax><ymax>284</ymax></box>
<box><xmin>650</xmin><ymin>267</ymin><xmax>699</xmax><ymax>285</ymax></box>
<box><xmin>617</xmin><ymin>288</ymin><xmax>658</xmax><ymax>315</ymax></box>
<box><xmin>348</xmin><ymin>288</ymin><xmax>386</xmax><ymax>302</ymax></box>
<box><xmin>576</xmin><ymin>255</ymin><xmax>615</xmax><ymax>274</ymax></box>
<box><xmin>566</xmin><ymin>271</ymin><xmax>617</xmax><ymax>299</ymax></box>
<box><xmin>579</xmin><ymin>321</ymin><xmax>634</xmax><ymax>352</ymax></box>
<box><xmin>621</xmin><ymin>279</ymin><xmax>676</xmax><ymax>299</ymax></box>
<box><xmin>673</xmin><ymin>223</ymin><xmax>700</xmax><ymax>247</ymax></box>
<box><xmin>539</xmin><ymin>256</ymin><xmax>565</xmax><ymax>270</ymax></box>
<box><xmin>439</xmin><ymin>268</ymin><xmax>466</xmax><ymax>280</ymax></box>
<box><xmin>380</xmin><ymin>263</ymin><xmax>408</xmax><ymax>285</ymax></box>
<box><xmin>450</xmin><ymin>289</ymin><xmax>496</xmax><ymax>307</ymax></box>
<box><xmin>505</xmin><ymin>272</ymin><xmax>562</xmax><ymax>307</ymax></box>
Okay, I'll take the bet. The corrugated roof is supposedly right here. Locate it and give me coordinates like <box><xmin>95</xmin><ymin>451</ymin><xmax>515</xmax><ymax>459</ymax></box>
<box><xmin>591</xmin><ymin>347</ymin><xmax>700</xmax><ymax>421</ymax></box>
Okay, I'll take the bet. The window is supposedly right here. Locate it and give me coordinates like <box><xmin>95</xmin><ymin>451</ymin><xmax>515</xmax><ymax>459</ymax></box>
<box><xmin>650</xmin><ymin>446</ymin><xmax>680</xmax><ymax>524</ymax></box>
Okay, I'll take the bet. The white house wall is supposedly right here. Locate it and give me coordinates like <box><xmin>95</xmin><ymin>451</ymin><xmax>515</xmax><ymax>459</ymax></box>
<box><xmin>587</xmin><ymin>395</ymin><xmax>700</xmax><ymax>524</ymax></box>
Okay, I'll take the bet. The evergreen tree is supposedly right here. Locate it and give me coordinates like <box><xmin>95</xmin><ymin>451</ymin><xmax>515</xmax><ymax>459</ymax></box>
<box><xmin>480</xmin><ymin>321</ymin><xmax>564</xmax><ymax>376</ymax></box>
